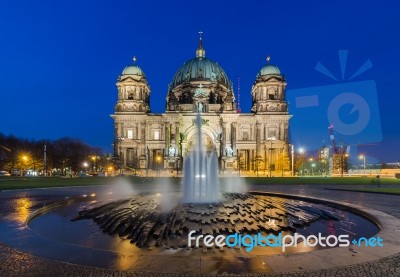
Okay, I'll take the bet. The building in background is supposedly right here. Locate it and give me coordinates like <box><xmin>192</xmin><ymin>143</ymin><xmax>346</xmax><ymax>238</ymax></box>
<box><xmin>111</xmin><ymin>36</ymin><xmax>291</xmax><ymax>175</ymax></box>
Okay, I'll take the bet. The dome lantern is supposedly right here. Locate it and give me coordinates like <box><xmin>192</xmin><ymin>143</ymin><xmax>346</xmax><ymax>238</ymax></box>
<box><xmin>196</xmin><ymin>31</ymin><xmax>205</xmax><ymax>58</ymax></box>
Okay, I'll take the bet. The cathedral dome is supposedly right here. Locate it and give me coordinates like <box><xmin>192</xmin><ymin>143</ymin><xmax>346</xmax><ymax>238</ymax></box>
<box><xmin>171</xmin><ymin>57</ymin><xmax>230</xmax><ymax>88</ymax></box>
<box><xmin>122</xmin><ymin>57</ymin><xmax>146</xmax><ymax>77</ymax></box>
<box><xmin>166</xmin><ymin>34</ymin><xmax>236</xmax><ymax>113</ymax></box>
<box><xmin>170</xmin><ymin>35</ymin><xmax>231</xmax><ymax>89</ymax></box>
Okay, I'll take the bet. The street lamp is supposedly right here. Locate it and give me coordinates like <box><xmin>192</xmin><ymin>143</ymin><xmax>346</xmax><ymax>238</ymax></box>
<box><xmin>146</xmin><ymin>146</ymin><xmax>149</xmax><ymax>177</ymax></box>
<box><xmin>156</xmin><ymin>156</ymin><xmax>161</xmax><ymax>176</ymax></box>
<box><xmin>117</xmin><ymin>136</ymin><xmax>125</xmax><ymax>175</ymax></box>
<box><xmin>267</xmin><ymin>136</ymin><xmax>276</xmax><ymax>177</ymax></box>
<box><xmin>311</xmin><ymin>163</ymin><xmax>316</xmax><ymax>176</ymax></box>
<box><xmin>291</xmin><ymin>144</ymin><xmax>294</xmax><ymax>176</ymax></box>
<box><xmin>91</xmin><ymin>156</ymin><xmax>97</xmax><ymax>172</ymax></box>
<box><xmin>264</xmin><ymin>145</ymin><xmax>266</xmax><ymax>175</ymax></box>
<box><xmin>237</xmin><ymin>149</ymin><xmax>240</xmax><ymax>177</ymax></box>
<box><xmin>359</xmin><ymin>154</ymin><xmax>366</xmax><ymax>175</ymax></box>
<box><xmin>298</xmin><ymin>147</ymin><xmax>305</xmax><ymax>176</ymax></box>
<box><xmin>21</xmin><ymin>155</ymin><xmax>28</xmax><ymax>176</ymax></box>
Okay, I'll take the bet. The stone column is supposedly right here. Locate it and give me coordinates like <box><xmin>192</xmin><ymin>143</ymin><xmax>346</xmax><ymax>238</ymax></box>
<box><xmin>256</xmin><ymin>122</ymin><xmax>262</xmax><ymax>158</ymax></box>
<box><xmin>141</xmin><ymin>123</ymin><xmax>146</xmax><ymax>144</ymax></box>
<box><xmin>175</xmin><ymin>122</ymin><xmax>180</xmax><ymax>156</ymax></box>
<box><xmin>165</xmin><ymin>124</ymin><xmax>170</xmax><ymax>155</ymax></box>
<box><xmin>118</xmin><ymin>122</ymin><xmax>123</xmax><ymax>137</ymax></box>
<box><xmin>221</xmin><ymin>122</ymin><xmax>227</xmax><ymax>157</ymax></box>
<box><xmin>123</xmin><ymin>148</ymin><xmax>127</xmax><ymax>167</ymax></box>
<box><xmin>170</xmin><ymin>123</ymin><xmax>175</xmax><ymax>145</ymax></box>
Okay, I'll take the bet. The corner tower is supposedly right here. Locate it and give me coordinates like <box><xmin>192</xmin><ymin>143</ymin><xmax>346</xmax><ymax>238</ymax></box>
<box><xmin>111</xmin><ymin>57</ymin><xmax>151</xmax><ymax>169</ymax></box>
<box><xmin>115</xmin><ymin>57</ymin><xmax>150</xmax><ymax>113</ymax></box>
<box><xmin>251</xmin><ymin>57</ymin><xmax>288</xmax><ymax>114</ymax></box>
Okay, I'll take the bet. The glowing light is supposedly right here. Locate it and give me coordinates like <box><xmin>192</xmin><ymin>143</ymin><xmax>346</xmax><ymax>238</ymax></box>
<box><xmin>90</xmin><ymin>193</ymin><xmax>96</xmax><ymax>197</ymax></box>
<box><xmin>14</xmin><ymin>198</ymin><xmax>32</xmax><ymax>224</ymax></box>
<box><xmin>195</xmin><ymin>174</ymin><xmax>206</xmax><ymax>178</ymax></box>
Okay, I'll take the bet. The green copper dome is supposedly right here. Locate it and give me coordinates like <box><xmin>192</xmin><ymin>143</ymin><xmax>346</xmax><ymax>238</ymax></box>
<box><xmin>171</xmin><ymin>57</ymin><xmax>230</xmax><ymax>88</ymax></box>
<box><xmin>122</xmin><ymin>65</ymin><xmax>145</xmax><ymax>76</ymax></box>
<box><xmin>258</xmin><ymin>64</ymin><xmax>281</xmax><ymax>76</ymax></box>
<box><xmin>170</xmin><ymin>35</ymin><xmax>231</xmax><ymax>89</ymax></box>
<box><xmin>122</xmin><ymin>57</ymin><xmax>146</xmax><ymax>77</ymax></box>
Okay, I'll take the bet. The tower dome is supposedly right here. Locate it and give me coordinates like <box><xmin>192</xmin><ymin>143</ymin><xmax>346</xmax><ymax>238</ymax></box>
<box><xmin>122</xmin><ymin>57</ymin><xmax>146</xmax><ymax>77</ymax></box>
<box><xmin>257</xmin><ymin>56</ymin><xmax>281</xmax><ymax>77</ymax></box>
<box><xmin>251</xmin><ymin>56</ymin><xmax>287</xmax><ymax>113</ymax></box>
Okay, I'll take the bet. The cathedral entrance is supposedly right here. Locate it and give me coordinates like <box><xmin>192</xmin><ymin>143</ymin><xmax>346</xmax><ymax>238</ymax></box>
<box><xmin>185</xmin><ymin>132</ymin><xmax>215</xmax><ymax>156</ymax></box>
<box><xmin>238</xmin><ymin>149</ymin><xmax>251</xmax><ymax>171</ymax></box>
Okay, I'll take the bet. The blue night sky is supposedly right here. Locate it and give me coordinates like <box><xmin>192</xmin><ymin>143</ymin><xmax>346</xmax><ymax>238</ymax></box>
<box><xmin>0</xmin><ymin>0</ymin><xmax>399</xmax><ymax>162</ymax></box>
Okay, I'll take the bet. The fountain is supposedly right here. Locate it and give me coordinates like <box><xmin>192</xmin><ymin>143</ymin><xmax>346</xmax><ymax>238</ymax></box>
<box><xmin>183</xmin><ymin>112</ymin><xmax>219</xmax><ymax>203</ymax></box>
<box><xmin>65</xmin><ymin>113</ymin><xmax>379</xmax><ymax>253</ymax></box>
<box><xmin>16</xmin><ymin>113</ymin><xmax>381</xmax><ymax>273</ymax></box>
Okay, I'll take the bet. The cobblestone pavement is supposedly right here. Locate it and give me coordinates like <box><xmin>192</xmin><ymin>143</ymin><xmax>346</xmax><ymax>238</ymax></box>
<box><xmin>0</xmin><ymin>184</ymin><xmax>399</xmax><ymax>276</ymax></box>
<box><xmin>0</xmin><ymin>242</ymin><xmax>399</xmax><ymax>277</ymax></box>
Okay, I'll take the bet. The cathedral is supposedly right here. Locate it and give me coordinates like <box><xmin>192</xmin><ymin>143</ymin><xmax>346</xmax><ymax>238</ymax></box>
<box><xmin>111</xmin><ymin>36</ymin><xmax>291</xmax><ymax>175</ymax></box>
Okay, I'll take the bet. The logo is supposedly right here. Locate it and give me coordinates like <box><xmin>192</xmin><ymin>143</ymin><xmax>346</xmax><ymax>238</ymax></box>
<box><xmin>287</xmin><ymin>50</ymin><xmax>382</xmax><ymax>153</ymax></box>
<box><xmin>188</xmin><ymin>230</ymin><xmax>383</xmax><ymax>252</ymax></box>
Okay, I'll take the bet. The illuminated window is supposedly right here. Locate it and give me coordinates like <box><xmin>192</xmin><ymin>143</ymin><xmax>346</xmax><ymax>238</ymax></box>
<box><xmin>127</xmin><ymin>130</ymin><xmax>134</xmax><ymax>139</ymax></box>
<box><xmin>268</xmin><ymin>129</ymin><xmax>276</xmax><ymax>138</ymax></box>
<box><xmin>154</xmin><ymin>130</ymin><xmax>160</xmax><ymax>140</ymax></box>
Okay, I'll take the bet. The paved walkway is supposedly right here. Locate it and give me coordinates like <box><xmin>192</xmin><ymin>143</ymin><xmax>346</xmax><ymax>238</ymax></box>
<box><xmin>0</xmin><ymin>184</ymin><xmax>399</xmax><ymax>276</ymax></box>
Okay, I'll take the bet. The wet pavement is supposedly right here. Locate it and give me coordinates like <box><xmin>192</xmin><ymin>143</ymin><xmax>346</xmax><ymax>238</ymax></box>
<box><xmin>0</xmin><ymin>182</ymin><xmax>399</xmax><ymax>276</ymax></box>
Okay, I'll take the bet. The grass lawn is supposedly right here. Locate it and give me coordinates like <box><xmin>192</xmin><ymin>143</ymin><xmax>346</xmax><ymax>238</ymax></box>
<box><xmin>0</xmin><ymin>176</ymin><xmax>399</xmax><ymax>191</ymax></box>
<box><xmin>241</xmin><ymin>176</ymin><xmax>400</xmax><ymax>186</ymax></box>
<box><xmin>326</xmin><ymin>187</ymin><xmax>400</xmax><ymax>195</ymax></box>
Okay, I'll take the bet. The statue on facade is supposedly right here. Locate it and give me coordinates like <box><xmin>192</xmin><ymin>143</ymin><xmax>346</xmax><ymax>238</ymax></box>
<box><xmin>168</xmin><ymin>146</ymin><xmax>176</xmax><ymax>157</ymax></box>
<box><xmin>225</xmin><ymin>146</ymin><xmax>233</xmax><ymax>157</ymax></box>
<box><xmin>198</xmin><ymin>102</ymin><xmax>204</xmax><ymax>113</ymax></box>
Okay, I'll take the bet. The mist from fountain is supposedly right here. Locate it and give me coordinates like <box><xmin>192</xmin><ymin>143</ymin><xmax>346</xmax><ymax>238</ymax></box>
<box><xmin>182</xmin><ymin>112</ymin><xmax>220</xmax><ymax>203</ymax></box>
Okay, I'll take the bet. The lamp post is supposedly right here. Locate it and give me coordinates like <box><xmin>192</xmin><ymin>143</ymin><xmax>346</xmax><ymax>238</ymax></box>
<box><xmin>264</xmin><ymin>145</ymin><xmax>266</xmax><ymax>175</ymax></box>
<box><xmin>146</xmin><ymin>146</ymin><xmax>149</xmax><ymax>177</ymax></box>
<box><xmin>311</xmin><ymin>163</ymin><xmax>315</xmax><ymax>176</ymax></box>
<box><xmin>291</xmin><ymin>144</ymin><xmax>294</xmax><ymax>176</ymax></box>
<box><xmin>117</xmin><ymin>136</ymin><xmax>125</xmax><ymax>175</ymax></box>
<box><xmin>267</xmin><ymin>136</ymin><xmax>276</xmax><ymax>177</ymax></box>
<box><xmin>156</xmin><ymin>155</ymin><xmax>161</xmax><ymax>176</ymax></box>
<box><xmin>359</xmin><ymin>154</ymin><xmax>366</xmax><ymax>175</ymax></box>
<box><xmin>91</xmin><ymin>156</ymin><xmax>96</xmax><ymax>173</ymax></box>
<box><xmin>298</xmin><ymin>147</ymin><xmax>305</xmax><ymax>176</ymax></box>
<box><xmin>281</xmin><ymin>147</ymin><xmax>284</xmax><ymax>177</ymax></box>
<box><xmin>22</xmin><ymin>155</ymin><xmax>28</xmax><ymax>176</ymax></box>
<box><xmin>309</xmin><ymin>158</ymin><xmax>313</xmax><ymax>176</ymax></box>
<box><xmin>83</xmin><ymin>162</ymin><xmax>88</xmax><ymax>174</ymax></box>
<box><xmin>237</xmin><ymin>149</ymin><xmax>241</xmax><ymax>177</ymax></box>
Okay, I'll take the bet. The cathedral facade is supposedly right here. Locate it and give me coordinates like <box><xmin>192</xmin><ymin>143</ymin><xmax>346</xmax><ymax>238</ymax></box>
<box><xmin>111</xmin><ymin>37</ymin><xmax>291</xmax><ymax>175</ymax></box>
